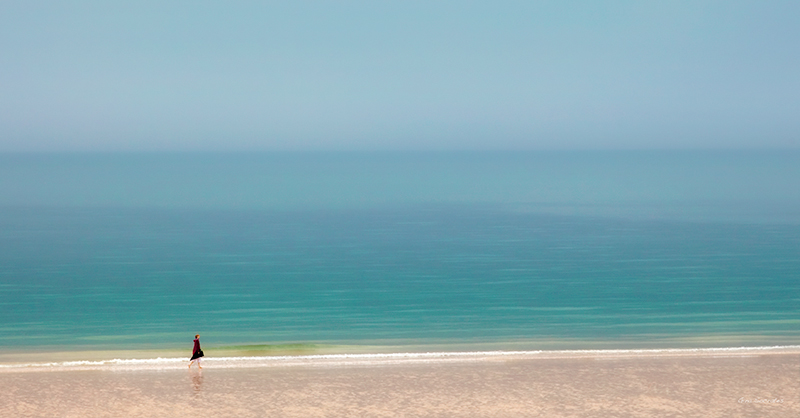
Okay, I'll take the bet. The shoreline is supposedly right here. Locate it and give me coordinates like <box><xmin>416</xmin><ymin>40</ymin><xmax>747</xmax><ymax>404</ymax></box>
<box><xmin>3</xmin><ymin>345</ymin><xmax>799</xmax><ymax>373</ymax></box>
<box><xmin>3</xmin><ymin>333</ymin><xmax>799</xmax><ymax>364</ymax></box>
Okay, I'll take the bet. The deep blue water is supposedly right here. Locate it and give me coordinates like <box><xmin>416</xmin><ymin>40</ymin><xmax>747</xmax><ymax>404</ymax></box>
<box><xmin>0</xmin><ymin>152</ymin><xmax>798</xmax><ymax>350</ymax></box>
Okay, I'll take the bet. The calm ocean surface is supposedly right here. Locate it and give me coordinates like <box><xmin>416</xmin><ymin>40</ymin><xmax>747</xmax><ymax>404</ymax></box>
<box><xmin>1</xmin><ymin>151</ymin><xmax>798</xmax><ymax>351</ymax></box>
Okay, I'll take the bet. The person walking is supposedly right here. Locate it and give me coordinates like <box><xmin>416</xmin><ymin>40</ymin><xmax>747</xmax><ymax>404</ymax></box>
<box><xmin>188</xmin><ymin>334</ymin><xmax>204</xmax><ymax>369</ymax></box>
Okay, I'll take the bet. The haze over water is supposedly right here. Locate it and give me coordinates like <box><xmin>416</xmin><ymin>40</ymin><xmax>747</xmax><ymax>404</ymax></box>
<box><xmin>1</xmin><ymin>151</ymin><xmax>798</xmax><ymax>352</ymax></box>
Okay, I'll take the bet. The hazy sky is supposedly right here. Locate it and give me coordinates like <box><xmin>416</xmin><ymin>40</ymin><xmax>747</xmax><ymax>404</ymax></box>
<box><xmin>1</xmin><ymin>1</ymin><xmax>798</xmax><ymax>152</ymax></box>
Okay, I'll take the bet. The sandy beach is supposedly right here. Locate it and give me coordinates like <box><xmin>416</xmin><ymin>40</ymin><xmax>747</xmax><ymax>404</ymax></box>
<box><xmin>1</xmin><ymin>347</ymin><xmax>797</xmax><ymax>418</ymax></box>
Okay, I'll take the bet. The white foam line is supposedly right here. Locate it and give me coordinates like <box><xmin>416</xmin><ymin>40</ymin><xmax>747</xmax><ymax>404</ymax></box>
<box><xmin>213</xmin><ymin>345</ymin><xmax>800</xmax><ymax>361</ymax></box>
<box><xmin>2</xmin><ymin>345</ymin><xmax>798</xmax><ymax>372</ymax></box>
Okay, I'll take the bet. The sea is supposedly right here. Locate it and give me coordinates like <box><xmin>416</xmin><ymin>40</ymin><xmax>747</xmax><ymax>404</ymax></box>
<box><xmin>1</xmin><ymin>150</ymin><xmax>799</xmax><ymax>357</ymax></box>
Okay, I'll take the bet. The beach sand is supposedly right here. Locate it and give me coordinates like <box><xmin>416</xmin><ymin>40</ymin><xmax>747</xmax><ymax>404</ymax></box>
<box><xmin>1</xmin><ymin>349</ymin><xmax>797</xmax><ymax>418</ymax></box>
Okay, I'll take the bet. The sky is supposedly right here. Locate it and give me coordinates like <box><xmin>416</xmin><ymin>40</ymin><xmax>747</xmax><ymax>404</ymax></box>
<box><xmin>1</xmin><ymin>1</ymin><xmax>799</xmax><ymax>152</ymax></box>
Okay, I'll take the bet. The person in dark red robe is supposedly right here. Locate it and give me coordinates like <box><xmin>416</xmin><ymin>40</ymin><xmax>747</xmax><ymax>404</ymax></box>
<box><xmin>188</xmin><ymin>334</ymin><xmax>204</xmax><ymax>369</ymax></box>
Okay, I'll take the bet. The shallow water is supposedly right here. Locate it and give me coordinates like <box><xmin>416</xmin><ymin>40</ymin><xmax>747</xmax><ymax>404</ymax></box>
<box><xmin>1</xmin><ymin>151</ymin><xmax>798</xmax><ymax>352</ymax></box>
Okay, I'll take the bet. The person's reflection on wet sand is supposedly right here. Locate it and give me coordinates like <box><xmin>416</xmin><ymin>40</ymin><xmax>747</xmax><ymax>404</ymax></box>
<box><xmin>191</xmin><ymin>371</ymin><xmax>203</xmax><ymax>396</ymax></box>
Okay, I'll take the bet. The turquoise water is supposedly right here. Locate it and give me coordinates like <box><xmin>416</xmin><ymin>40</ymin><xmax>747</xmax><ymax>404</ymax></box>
<box><xmin>0</xmin><ymin>151</ymin><xmax>798</xmax><ymax>351</ymax></box>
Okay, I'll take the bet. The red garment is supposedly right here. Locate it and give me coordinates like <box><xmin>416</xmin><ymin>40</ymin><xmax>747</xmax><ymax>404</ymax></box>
<box><xmin>190</xmin><ymin>337</ymin><xmax>203</xmax><ymax>360</ymax></box>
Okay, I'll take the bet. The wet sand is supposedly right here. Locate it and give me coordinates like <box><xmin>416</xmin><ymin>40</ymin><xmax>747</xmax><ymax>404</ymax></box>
<box><xmin>1</xmin><ymin>350</ymin><xmax>797</xmax><ymax>418</ymax></box>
